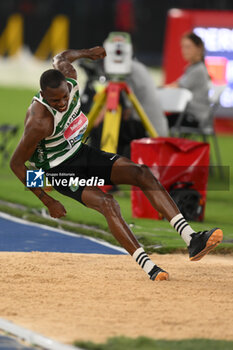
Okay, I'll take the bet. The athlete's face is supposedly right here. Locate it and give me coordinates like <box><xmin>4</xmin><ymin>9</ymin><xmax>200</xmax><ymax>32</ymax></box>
<box><xmin>42</xmin><ymin>81</ymin><xmax>70</xmax><ymax>112</ymax></box>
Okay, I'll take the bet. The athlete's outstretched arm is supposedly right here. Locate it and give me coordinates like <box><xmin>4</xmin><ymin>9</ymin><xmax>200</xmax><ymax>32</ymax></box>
<box><xmin>10</xmin><ymin>105</ymin><xmax>67</xmax><ymax>219</ymax></box>
<box><xmin>53</xmin><ymin>47</ymin><xmax>106</xmax><ymax>79</ymax></box>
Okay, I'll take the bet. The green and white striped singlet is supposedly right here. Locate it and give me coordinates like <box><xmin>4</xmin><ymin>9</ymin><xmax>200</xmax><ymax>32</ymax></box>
<box><xmin>30</xmin><ymin>78</ymin><xmax>88</xmax><ymax>170</ymax></box>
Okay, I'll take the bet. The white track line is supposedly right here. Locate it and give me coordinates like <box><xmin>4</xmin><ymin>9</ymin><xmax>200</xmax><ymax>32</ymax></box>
<box><xmin>0</xmin><ymin>318</ymin><xmax>82</xmax><ymax>350</ymax></box>
<box><xmin>0</xmin><ymin>211</ymin><xmax>126</xmax><ymax>254</ymax></box>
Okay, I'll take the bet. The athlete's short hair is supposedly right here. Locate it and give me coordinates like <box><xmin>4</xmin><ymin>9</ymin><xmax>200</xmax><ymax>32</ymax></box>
<box><xmin>40</xmin><ymin>69</ymin><xmax>66</xmax><ymax>91</ymax></box>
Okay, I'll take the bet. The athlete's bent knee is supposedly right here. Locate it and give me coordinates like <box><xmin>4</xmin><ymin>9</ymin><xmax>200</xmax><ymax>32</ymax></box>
<box><xmin>99</xmin><ymin>193</ymin><xmax>120</xmax><ymax>216</ymax></box>
<box><xmin>133</xmin><ymin>164</ymin><xmax>153</xmax><ymax>186</ymax></box>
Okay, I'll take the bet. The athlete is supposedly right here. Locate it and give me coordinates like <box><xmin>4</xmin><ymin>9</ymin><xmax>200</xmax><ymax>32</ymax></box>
<box><xmin>10</xmin><ymin>46</ymin><xmax>223</xmax><ymax>281</ymax></box>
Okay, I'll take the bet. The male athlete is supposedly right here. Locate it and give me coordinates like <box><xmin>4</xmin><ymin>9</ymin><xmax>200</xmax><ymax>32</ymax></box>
<box><xmin>10</xmin><ymin>46</ymin><xmax>223</xmax><ymax>281</ymax></box>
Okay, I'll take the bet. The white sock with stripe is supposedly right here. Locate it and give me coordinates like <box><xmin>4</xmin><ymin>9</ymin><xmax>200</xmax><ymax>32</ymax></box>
<box><xmin>170</xmin><ymin>213</ymin><xmax>195</xmax><ymax>245</ymax></box>
<box><xmin>132</xmin><ymin>247</ymin><xmax>155</xmax><ymax>275</ymax></box>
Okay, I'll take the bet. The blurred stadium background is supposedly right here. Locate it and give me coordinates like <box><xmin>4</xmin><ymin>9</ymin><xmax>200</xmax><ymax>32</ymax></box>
<box><xmin>1</xmin><ymin>0</ymin><xmax>233</xmax><ymax>63</ymax></box>
<box><xmin>1</xmin><ymin>0</ymin><xmax>233</xmax><ymax>84</ymax></box>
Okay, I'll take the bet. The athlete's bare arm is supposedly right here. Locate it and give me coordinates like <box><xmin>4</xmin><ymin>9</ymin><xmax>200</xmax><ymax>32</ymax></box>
<box><xmin>53</xmin><ymin>46</ymin><xmax>106</xmax><ymax>79</ymax></box>
<box><xmin>10</xmin><ymin>102</ymin><xmax>67</xmax><ymax>218</ymax></box>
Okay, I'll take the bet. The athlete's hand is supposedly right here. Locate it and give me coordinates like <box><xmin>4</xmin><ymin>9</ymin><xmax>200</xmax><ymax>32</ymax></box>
<box><xmin>46</xmin><ymin>199</ymin><xmax>67</xmax><ymax>218</ymax></box>
<box><xmin>87</xmin><ymin>46</ymin><xmax>106</xmax><ymax>60</ymax></box>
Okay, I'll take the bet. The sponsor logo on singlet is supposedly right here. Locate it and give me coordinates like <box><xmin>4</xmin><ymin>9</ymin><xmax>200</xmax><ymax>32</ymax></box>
<box><xmin>64</xmin><ymin>112</ymin><xmax>87</xmax><ymax>148</ymax></box>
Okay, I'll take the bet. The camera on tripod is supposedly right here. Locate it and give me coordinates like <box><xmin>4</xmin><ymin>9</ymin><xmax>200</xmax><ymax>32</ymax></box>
<box><xmin>103</xmin><ymin>32</ymin><xmax>133</xmax><ymax>78</ymax></box>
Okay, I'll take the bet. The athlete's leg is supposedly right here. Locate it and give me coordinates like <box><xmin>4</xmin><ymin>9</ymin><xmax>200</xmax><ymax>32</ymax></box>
<box><xmin>81</xmin><ymin>185</ymin><xmax>168</xmax><ymax>280</ymax></box>
<box><xmin>82</xmin><ymin>185</ymin><xmax>139</xmax><ymax>255</ymax></box>
<box><xmin>110</xmin><ymin>157</ymin><xmax>195</xmax><ymax>245</ymax></box>
<box><xmin>111</xmin><ymin>157</ymin><xmax>179</xmax><ymax>221</ymax></box>
<box><xmin>110</xmin><ymin>157</ymin><xmax>223</xmax><ymax>259</ymax></box>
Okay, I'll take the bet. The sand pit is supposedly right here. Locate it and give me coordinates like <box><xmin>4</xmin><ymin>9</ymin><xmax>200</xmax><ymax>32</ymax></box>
<box><xmin>0</xmin><ymin>252</ymin><xmax>232</xmax><ymax>345</ymax></box>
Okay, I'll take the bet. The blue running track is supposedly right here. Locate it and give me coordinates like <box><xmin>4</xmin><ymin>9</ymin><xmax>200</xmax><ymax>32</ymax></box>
<box><xmin>0</xmin><ymin>212</ymin><xmax>126</xmax><ymax>255</ymax></box>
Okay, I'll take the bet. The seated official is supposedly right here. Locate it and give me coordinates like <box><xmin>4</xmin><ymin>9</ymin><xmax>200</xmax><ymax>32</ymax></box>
<box><xmin>165</xmin><ymin>32</ymin><xmax>211</xmax><ymax>128</ymax></box>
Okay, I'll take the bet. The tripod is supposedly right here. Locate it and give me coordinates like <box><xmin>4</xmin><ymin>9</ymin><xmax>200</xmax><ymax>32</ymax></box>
<box><xmin>85</xmin><ymin>81</ymin><xmax>158</xmax><ymax>153</ymax></box>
